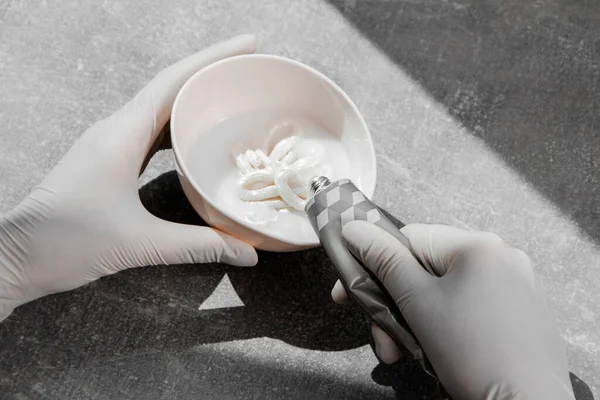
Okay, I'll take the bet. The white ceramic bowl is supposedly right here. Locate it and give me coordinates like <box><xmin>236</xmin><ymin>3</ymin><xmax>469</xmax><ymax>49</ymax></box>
<box><xmin>171</xmin><ymin>54</ymin><xmax>376</xmax><ymax>252</ymax></box>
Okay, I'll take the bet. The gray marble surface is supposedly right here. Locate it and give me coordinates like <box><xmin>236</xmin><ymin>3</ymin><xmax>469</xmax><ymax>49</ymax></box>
<box><xmin>0</xmin><ymin>0</ymin><xmax>598</xmax><ymax>399</ymax></box>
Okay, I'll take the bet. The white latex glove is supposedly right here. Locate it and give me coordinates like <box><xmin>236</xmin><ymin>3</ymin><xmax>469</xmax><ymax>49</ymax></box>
<box><xmin>332</xmin><ymin>222</ymin><xmax>574</xmax><ymax>400</ymax></box>
<box><xmin>0</xmin><ymin>35</ymin><xmax>259</xmax><ymax>322</ymax></box>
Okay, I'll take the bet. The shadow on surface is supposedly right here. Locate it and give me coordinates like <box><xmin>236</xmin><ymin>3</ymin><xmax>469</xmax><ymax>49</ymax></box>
<box><xmin>326</xmin><ymin>0</ymin><xmax>600</xmax><ymax>242</ymax></box>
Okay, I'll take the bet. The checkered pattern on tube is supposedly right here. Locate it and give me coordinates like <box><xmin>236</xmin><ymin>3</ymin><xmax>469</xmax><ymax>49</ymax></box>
<box><xmin>306</xmin><ymin>179</ymin><xmax>380</xmax><ymax>232</ymax></box>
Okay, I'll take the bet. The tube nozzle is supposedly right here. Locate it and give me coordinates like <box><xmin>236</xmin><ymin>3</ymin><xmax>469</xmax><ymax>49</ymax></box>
<box><xmin>309</xmin><ymin>176</ymin><xmax>331</xmax><ymax>195</ymax></box>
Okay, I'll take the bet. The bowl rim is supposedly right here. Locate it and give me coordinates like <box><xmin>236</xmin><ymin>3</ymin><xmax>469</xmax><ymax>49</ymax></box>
<box><xmin>170</xmin><ymin>53</ymin><xmax>377</xmax><ymax>247</ymax></box>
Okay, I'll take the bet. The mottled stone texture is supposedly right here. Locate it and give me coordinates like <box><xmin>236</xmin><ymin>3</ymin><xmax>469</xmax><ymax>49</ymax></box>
<box><xmin>0</xmin><ymin>0</ymin><xmax>598</xmax><ymax>399</ymax></box>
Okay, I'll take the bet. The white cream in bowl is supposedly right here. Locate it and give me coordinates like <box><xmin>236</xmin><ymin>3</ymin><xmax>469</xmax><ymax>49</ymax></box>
<box><xmin>187</xmin><ymin>112</ymin><xmax>354</xmax><ymax>244</ymax></box>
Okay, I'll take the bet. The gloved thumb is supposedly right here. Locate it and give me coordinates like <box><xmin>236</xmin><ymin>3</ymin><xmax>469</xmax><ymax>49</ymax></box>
<box><xmin>131</xmin><ymin>217</ymin><xmax>258</xmax><ymax>268</ymax></box>
<box><xmin>342</xmin><ymin>220</ymin><xmax>430</xmax><ymax>310</ymax></box>
<box><xmin>401</xmin><ymin>224</ymin><xmax>505</xmax><ymax>276</ymax></box>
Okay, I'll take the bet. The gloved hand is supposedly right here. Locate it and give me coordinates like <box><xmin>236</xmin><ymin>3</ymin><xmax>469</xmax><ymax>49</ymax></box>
<box><xmin>0</xmin><ymin>35</ymin><xmax>259</xmax><ymax>322</ymax></box>
<box><xmin>332</xmin><ymin>221</ymin><xmax>574</xmax><ymax>400</ymax></box>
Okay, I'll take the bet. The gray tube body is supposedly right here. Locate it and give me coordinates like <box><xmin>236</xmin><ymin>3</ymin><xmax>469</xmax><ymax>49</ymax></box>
<box><xmin>305</xmin><ymin>178</ymin><xmax>437</xmax><ymax>380</ymax></box>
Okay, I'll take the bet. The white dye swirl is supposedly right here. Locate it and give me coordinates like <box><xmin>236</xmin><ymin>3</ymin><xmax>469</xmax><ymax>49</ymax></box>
<box><xmin>235</xmin><ymin>129</ymin><xmax>323</xmax><ymax>211</ymax></box>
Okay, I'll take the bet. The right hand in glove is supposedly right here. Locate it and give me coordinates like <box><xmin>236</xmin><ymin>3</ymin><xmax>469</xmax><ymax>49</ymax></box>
<box><xmin>332</xmin><ymin>221</ymin><xmax>574</xmax><ymax>400</ymax></box>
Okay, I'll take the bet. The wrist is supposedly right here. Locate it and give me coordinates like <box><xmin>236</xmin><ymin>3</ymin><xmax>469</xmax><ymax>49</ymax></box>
<box><xmin>0</xmin><ymin>214</ymin><xmax>28</xmax><ymax>321</ymax></box>
<box><xmin>489</xmin><ymin>370</ymin><xmax>575</xmax><ymax>400</ymax></box>
<box><xmin>0</xmin><ymin>282</ymin><xmax>24</xmax><ymax>322</ymax></box>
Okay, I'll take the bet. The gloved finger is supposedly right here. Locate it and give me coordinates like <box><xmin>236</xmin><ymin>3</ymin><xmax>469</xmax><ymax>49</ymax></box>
<box><xmin>371</xmin><ymin>323</ymin><xmax>402</xmax><ymax>364</ymax></box>
<box><xmin>331</xmin><ymin>279</ymin><xmax>351</xmax><ymax>304</ymax></box>
<box><xmin>342</xmin><ymin>221</ymin><xmax>431</xmax><ymax>311</ymax></box>
<box><xmin>115</xmin><ymin>34</ymin><xmax>258</xmax><ymax>167</ymax></box>
<box><xmin>401</xmin><ymin>224</ymin><xmax>505</xmax><ymax>276</ymax></box>
<box><xmin>132</xmin><ymin>217</ymin><xmax>258</xmax><ymax>268</ymax></box>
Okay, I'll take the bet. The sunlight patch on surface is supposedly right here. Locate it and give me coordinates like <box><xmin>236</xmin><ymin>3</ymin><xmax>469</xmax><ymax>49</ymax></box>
<box><xmin>198</xmin><ymin>274</ymin><xmax>245</xmax><ymax>310</ymax></box>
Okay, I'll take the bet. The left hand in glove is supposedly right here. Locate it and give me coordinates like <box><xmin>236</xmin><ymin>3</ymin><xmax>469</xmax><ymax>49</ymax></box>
<box><xmin>0</xmin><ymin>35</ymin><xmax>259</xmax><ymax>321</ymax></box>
